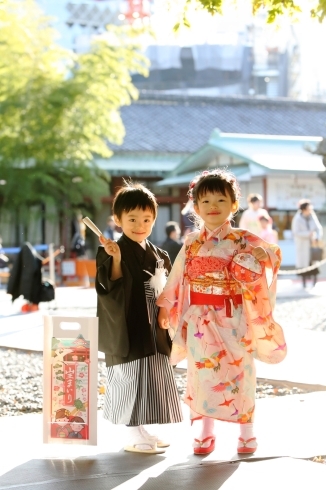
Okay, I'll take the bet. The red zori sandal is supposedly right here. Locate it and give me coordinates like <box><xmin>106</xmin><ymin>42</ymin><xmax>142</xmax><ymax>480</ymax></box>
<box><xmin>237</xmin><ymin>437</ymin><xmax>257</xmax><ymax>454</ymax></box>
<box><xmin>193</xmin><ymin>436</ymin><xmax>216</xmax><ymax>455</ymax></box>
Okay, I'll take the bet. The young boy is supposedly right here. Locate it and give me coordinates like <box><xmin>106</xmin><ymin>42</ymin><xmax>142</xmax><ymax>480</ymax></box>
<box><xmin>96</xmin><ymin>180</ymin><xmax>183</xmax><ymax>454</ymax></box>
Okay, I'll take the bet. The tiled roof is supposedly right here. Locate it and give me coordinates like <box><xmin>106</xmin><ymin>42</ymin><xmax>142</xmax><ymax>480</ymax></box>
<box><xmin>111</xmin><ymin>93</ymin><xmax>326</xmax><ymax>154</ymax></box>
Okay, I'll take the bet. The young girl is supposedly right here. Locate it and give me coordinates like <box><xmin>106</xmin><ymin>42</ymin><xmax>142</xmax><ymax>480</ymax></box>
<box><xmin>157</xmin><ymin>169</ymin><xmax>286</xmax><ymax>455</ymax></box>
<box><xmin>259</xmin><ymin>215</ymin><xmax>278</xmax><ymax>244</ymax></box>
<box><xmin>96</xmin><ymin>181</ymin><xmax>183</xmax><ymax>454</ymax></box>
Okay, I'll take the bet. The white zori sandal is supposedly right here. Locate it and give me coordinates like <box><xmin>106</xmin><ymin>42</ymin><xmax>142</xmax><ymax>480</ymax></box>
<box><xmin>140</xmin><ymin>425</ymin><xmax>170</xmax><ymax>448</ymax></box>
<box><xmin>124</xmin><ymin>426</ymin><xmax>167</xmax><ymax>454</ymax></box>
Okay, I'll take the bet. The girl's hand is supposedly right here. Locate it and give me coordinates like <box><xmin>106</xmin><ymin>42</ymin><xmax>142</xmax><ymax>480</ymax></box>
<box><xmin>252</xmin><ymin>246</ymin><xmax>268</xmax><ymax>262</ymax></box>
<box><xmin>158</xmin><ymin>307</ymin><xmax>170</xmax><ymax>330</ymax></box>
<box><xmin>99</xmin><ymin>235</ymin><xmax>121</xmax><ymax>261</ymax></box>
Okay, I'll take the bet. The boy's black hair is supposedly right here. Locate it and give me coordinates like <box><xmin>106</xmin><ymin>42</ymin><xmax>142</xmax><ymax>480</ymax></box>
<box><xmin>188</xmin><ymin>169</ymin><xmax>241</xmax><ymax>205</ymax></box>
<box><xmin>112</xmin><ymin>180</ymin><xmax>158</xmax><ymax>220</ymax></box>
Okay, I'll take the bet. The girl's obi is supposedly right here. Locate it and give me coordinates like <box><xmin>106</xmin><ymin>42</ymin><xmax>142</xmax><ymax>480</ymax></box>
<box><xmin>189</xmin><ymin>277</ymin><xmax>242</xmax><ymax>318</ymax></box>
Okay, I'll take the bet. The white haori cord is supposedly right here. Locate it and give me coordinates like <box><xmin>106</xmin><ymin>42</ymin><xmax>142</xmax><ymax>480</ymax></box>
<box><xmin>143</xmin><ymin>267</ymin><xmax>167</xmax><ymax>298</ymax></box>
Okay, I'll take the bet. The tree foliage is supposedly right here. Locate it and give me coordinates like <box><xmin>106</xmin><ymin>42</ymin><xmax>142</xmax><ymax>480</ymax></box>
<box><xmin>185</xmin><ymin>0</ymin><xmax>326</xmax><ymax>24</ymax></box>
<box><xmin>0</xmin><ymin>0</ymin><xmax>149</xmax><ymax>232</ymax></box>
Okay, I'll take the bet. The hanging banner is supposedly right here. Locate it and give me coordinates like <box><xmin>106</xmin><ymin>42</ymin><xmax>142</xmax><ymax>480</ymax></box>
<box><xmin>43</xmin><ymin>316</ymin><xmax>98</xmax><ymax>445</ymax></box>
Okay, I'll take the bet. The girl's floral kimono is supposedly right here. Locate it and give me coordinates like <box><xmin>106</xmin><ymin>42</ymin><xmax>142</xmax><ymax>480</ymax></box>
<box><xmin>157</xmin><ymin>221</ymin><xmax>286</xmax><ymax>424</ymax></box>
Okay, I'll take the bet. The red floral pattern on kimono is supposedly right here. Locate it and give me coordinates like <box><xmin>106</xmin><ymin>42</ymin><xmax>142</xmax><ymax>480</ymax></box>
<box><xmin>157</xmin><ymin>221</ymin><xmax>286</xmax><ymax>424</ymax></box>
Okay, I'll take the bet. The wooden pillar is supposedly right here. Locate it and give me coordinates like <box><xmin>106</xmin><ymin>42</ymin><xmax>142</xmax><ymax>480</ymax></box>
<box><xmin>262</xmin><ymin>177</ymin><xmax>268</xmax><ymax>209</ymax></box>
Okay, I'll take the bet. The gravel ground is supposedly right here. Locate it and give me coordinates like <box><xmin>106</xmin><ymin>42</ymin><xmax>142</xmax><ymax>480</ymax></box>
<box><xmin>2</xmin><ymin>290</ymin><xmax>326</xmax><ymax>418</ymax></box>
<box><xmin>274</xmin><ymin>296</ymin><xmax>326</xmax><ymax>332</ymax></box>
<box><xmin>1</xmin><ymin>291</ymin><xmax>326</xmax><ymax>417</ymax></box>
<box><xmin>0</xmin><ymin>347</ymin><xmax>313</xmax><ymax>418</ymax></box>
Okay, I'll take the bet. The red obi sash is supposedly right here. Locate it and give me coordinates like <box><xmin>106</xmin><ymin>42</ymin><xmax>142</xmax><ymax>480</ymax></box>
<box><xmin>189</xmin><ymin>291</ymin><xmax>242</xmax><ymax>318</ymax></box>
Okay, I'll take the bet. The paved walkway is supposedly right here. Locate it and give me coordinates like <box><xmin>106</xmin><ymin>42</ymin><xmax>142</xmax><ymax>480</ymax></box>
<box><xmin>0</xmin><ymin>393</ymin><xmax>326</xmax><ymax>489</ymax></box>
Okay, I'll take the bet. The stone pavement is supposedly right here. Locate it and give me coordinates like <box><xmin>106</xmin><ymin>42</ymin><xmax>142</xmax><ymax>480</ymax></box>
<box><xmin>0</xmin><ymin>394</ymin><xmax>326</xmax><ymax>489</ymax></box>
<box><xmin>1</xmin><ymin>277</ymin><xmax>326</xmax><ymax>489</ymax></box>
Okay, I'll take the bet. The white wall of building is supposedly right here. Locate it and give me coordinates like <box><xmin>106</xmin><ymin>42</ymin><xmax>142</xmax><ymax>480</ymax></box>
<box><xmin>267</xmin><ymin>175</ymin><xmax>326</xmax><ymax>210</ymax></box>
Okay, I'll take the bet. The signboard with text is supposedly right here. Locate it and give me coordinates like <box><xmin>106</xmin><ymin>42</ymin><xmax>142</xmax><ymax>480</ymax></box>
<box><xmin>267</xmin><ymin>176</ymin><xmax>326</xmax><ymax>210</ymax></box>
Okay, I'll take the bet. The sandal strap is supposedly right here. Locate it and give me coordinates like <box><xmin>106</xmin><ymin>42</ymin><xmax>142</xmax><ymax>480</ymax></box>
<box><xmin>194</xmin><ymin>436</ymin><xmax>215</xmax><ymax>444</ymax></box>
<box><xmin>132</xmin><ymin>442</ymin><xmax>156</xmax><ymax>449</ymax></box>
<box><xmin>238</xmin><ymin>437</ymin><xmax>256</xmax><ymax>444</ymax></box>
<box><xmin>128</xmin><ymin>437</ymin><xmax>158</xmax><ymax>447</ymax></box>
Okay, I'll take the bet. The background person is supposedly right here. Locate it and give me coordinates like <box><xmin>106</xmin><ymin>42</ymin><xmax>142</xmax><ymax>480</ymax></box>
<box><xmin>103</xmin><ymin>215</ymin><xmax>121</xmax><ymax>240</ymax></box>
<box><xmin>71</xmin><ymin>213</ymin><xmax>87</xmax><ymax>258</ymax></box>
<box><xmin>160</xmin><ymin>221</ymin><xmax>183</xmax><ymax>264</ymax></box>
<box><xmin>239</xmin><ymin>193</ymin><xmax>271</xmax><ymax>236</ymax></box>
<box><xmin>291</xmin><ymin>199</ymin><xmax>323</xmax><ymax>288</ymax></box>
<box><xmin>7</xmin><ymin>242</ymin><xmax>62</xmax><ymax>312</ymax></box>
<box><xmin>259</xmin><ymin>215</ymin><xmax>278</xmax><ymax>243</ymax></box>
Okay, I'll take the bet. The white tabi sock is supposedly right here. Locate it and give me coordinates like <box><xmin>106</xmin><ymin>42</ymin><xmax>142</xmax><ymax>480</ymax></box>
<box><xmin>126</xmin><ymin>425</ymin><xmax>156</xmax><ymax>450</ymax></box>
<box><xmin>239</xmin><ymin>423</ymin><xmax>255</xmax><ymax>441</ymax></box>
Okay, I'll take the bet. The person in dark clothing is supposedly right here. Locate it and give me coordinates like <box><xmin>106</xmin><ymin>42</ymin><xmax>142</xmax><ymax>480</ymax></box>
<box><xmin>103</xmin><ymin>216</ymin><xmax>117</xmax><ymax>240</ymax></box>
<box><xmin>96</xmin><ymin>181</ymin><xmax>182</xmax><ymax>455</ymax></box>
<box><xmin>7</xmin><ymin>242</ymin><xmax>43</xmax><ymax>311</ymax></box>
<box><xmin>71</xmin><ymin>214</ymin><xmax>87</xmax><ymax>258</ymax></box>
<box><xmin>7</xmin><ymin>242</ymin><xmax>60</xmax><ymax>312</ymax></box>
<box><xmin>160</xmin><ymin>221</ymin><xmax>183</xmax><ymax>264</ymax></box>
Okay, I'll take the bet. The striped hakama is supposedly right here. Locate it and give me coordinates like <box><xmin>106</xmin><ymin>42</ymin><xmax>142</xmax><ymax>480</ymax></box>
<box><xmin>103</xmin><ymin>280</ymin><xmax>183</xmax><ymax>426</ymax></box>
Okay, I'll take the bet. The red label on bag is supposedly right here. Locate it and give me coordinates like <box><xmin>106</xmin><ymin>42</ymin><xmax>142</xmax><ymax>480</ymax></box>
<box><xmin>50</xmin><ymin>335</ymin><xmax>90</xmax><ymax>440</ymax></box>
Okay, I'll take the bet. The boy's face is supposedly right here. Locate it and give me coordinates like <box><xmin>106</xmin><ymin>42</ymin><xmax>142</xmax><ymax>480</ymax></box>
<box><xmin>114</xmin><ymin>207</ymin><xmax>155</xmax><ymax>243</ymax></box>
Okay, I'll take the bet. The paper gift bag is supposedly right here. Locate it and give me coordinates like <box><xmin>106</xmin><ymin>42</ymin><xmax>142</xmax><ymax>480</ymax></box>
<box><xmin>43</xmin><ymin>316</ymin><xmax>98</xmax><ymax>445</ymax></box>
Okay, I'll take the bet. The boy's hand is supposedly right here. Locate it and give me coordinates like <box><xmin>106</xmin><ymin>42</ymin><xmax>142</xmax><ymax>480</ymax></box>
<box><xmin>158</xmin><ymin>306</ymin><xmax>170</xmax><ymax>330</ymax></box>
<box><xmin>252</xmin><ymin>246</ymin><xmax>268</xmax><ymax>262</ymax></box>
<box><xmin>99</xmin><ymin>235</ymin><xmax>121</xmax><ymax>261</ymax></box>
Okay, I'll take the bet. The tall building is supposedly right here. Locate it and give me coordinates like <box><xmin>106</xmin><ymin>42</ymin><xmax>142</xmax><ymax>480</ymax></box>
<box><xmin>35</xmin><ymin>0</ymin><xmax>326</xmax><ymax>101</ymax></box>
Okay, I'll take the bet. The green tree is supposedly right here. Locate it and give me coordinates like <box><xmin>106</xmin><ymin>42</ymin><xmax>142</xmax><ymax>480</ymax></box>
<box><xmin>0</xmin><ymin>0</ymin><xmax>148</xmax><ymax>246</ymax></box>
<box><xmin>176</xmin><ymin>0</ymin><xmax>326</xmax><ymax>26</ymax></box>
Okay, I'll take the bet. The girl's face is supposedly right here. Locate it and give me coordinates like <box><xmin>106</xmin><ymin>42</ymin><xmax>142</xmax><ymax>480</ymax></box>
<box><xmin>194</xmin><ymin>191</ymin><xmax>238</xmax><ymax>231</ymax></box>
<box><xmin>114</xmin><ymin>207</ymin><xmax>155</xmax><ymax>243</ymax></box>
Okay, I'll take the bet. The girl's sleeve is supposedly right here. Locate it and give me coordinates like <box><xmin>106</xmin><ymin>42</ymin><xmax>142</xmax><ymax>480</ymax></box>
<box><xmin>156</xmin><ymin>244</ymin><xmax>189</xmax><ymax>364</ymax></box>
<box><xmin>240</xmin><ymin>234</ymin><xmax>286</xmax><ymax>364</ymax></box>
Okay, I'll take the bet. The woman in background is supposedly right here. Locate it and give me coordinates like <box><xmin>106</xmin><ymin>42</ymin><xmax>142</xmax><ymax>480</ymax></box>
<box><xmin>291</xmin><ymin>199</ymin><xmax>323</xmax><ymax>288</ymax></box>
